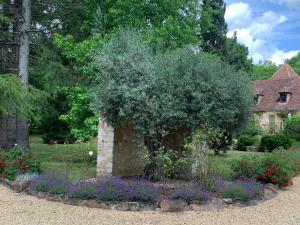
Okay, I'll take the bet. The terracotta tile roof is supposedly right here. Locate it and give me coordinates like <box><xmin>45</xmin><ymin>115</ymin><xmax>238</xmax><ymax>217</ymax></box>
<box><xmin>254</xmin><ymin>64</ymin><xmax>300</xmax><ymax>112</ymax></box>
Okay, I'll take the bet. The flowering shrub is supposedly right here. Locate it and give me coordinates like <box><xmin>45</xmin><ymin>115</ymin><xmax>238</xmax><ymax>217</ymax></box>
<box><xmin>169</xmin><ymin>184</ymin><xmax>211</xmax><ymax>204</ymax></box>
<box><xmin>126</xmin><ymin>180</ymin><xmax>159</xmax><ymax>203</ymax></box>
<box><xmin>211</xmin><ymin>177</ymin><xmax>263</xmax><ymax>201</ymax></box>
<box><xmin>30</xmin><ymin>173</ymin><xmax>69</xmax><ymax>194</ymax></box>
<box><xmin>67</xmin><ymin>180</ymin><xmax>96</xmax><ymax>199</ymax></box>
<box><xmin>96</xmin><ymin>177</ymin><xmax>159</xmax><ymax>203</ymax></box>
<box><xmin>232</xmin><ymin>150</ymin><xmax>296</xmax><ymax>187</ymax></box>
<box><xmin>0</xmin><ymin>146</ymin><xmax>41</xmax><ymax>181</ymax></box>
<box><xmin>96</xmin><ymin>177</ymin><xmax>127</xmax><ymax>201</ymax></box>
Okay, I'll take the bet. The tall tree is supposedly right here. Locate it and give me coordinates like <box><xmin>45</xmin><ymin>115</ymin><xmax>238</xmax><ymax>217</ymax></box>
<box><xmin>200</xmin><ymin>0</ymin><xmax>227</xmax><ymax>55</ymax></box>
<box><xmin>0</xmin><ymin>0</ymin><xmax>31</xmax><ymax>149</ymax></box>
<box><xmin>251</xmin><ymin>61</ymin><xmax>278</xmax><ymax>80</ymax></box>
<box><xmin>288</xmin><ymin>52</ymin><xmax>300</xmax><ymax>74</ymax></box>
<box><xmin>224</xmin><ymin>31</ymin><xmax>253</xmax><ymax>73</ymax></box>
<box><xmin>16</xmin><ymin>0</ymin><xmax>31</xmax><ymax>148</ymax></box>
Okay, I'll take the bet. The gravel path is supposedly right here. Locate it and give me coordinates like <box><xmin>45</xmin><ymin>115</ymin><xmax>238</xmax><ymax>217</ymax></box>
<box><xmin>1</xmin><ymin>177</ymin><xmax>300</xmax><ymax>225</ymax></box>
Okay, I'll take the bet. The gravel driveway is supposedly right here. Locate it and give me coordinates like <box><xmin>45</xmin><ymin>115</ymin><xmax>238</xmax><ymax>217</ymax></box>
<box><xmin>1</xmin><ymin>177</ymin><xmax>300</xmax><ymax>225</ymax></box>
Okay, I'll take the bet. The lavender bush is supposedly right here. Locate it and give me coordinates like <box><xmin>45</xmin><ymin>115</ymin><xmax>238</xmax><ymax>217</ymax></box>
<box><xmin>67</xmin><ymin>180</ymin><xmax>96</xmax><ymax>199</ymax></box>
<box><xmin>169</xmin><ymin>184</ymin><xmax>212</xmax><ymax>204</ymax></box>
<box><xmin>125</xmin><ymin>180</ymin><xmax>159</xmax><ymax>203</ymax></box>
<box><xmin>96</xmin><ymin>177</ymin><xmax>127</xmax><ymax>201</ymax></box>
<box><xmin>96</xmin><ymin>177</ymin><xmax>160</xmax><ymax>203</ymax></box>
<box><xmin>30</xmin><ymin>173</ymin><xmax>69</xmax><ymax>195</ymax></box>
<box><xmin>212</xmin><ymin>177</ymin><xmax>264</xmax><ymax>201</ymax></box>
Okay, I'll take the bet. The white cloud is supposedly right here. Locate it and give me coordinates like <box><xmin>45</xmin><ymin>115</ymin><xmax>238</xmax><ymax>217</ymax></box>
<box><xmin>270</xmin><ymin>50</ymin><xmax>299</xmax><ymax>65</ymax></box>
<box><xmin>225</xmin><ymin>1</ymin><xmax>298</xmax><ymax>65</ymax></box>
<box><xmin>225</xmin><ymin>2</ymin><xmax>252</xmax><ymax>28</ymax></box>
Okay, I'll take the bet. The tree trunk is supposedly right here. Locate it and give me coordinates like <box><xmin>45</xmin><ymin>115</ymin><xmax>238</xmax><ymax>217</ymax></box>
<box><xmin>16</xmin><ymin>0</ymin><xmax>31</xmax><ymax>149</ymax></box>
<box><xmin>19</xmin><ymin>0</ymin><xmax>31</xmax><ymax>84</ymax></box>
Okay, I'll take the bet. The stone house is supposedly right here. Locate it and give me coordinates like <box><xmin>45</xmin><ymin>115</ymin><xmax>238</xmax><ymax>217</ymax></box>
<box><xmin>254</xmin><ymin>64</ymin><xmax>300</xmax><ymax>132</ymax></box>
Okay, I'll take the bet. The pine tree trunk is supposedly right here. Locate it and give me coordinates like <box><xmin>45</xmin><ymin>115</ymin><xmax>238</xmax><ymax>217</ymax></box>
<box><xmin>16</xmin><ymin>0</ymin><xmax>31</xmax><ymax>149</ymax></box>
<box><xmin>19</xmin><ymin>0</ymin><xmax>31</xmax><ymax>84</ymax></box>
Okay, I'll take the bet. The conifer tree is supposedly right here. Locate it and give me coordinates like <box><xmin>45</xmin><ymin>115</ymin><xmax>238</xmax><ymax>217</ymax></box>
<box><xmin>200</xmin><ymin>0</ymin><xmax>227</xmax><ymax>55</ymax></box>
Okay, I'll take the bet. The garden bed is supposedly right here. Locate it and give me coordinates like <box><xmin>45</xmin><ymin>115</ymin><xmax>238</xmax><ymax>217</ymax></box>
<box><xmin>0</xmin><ymin>175</ymin><xmax>280</xmax><ymax>212</ymax></box>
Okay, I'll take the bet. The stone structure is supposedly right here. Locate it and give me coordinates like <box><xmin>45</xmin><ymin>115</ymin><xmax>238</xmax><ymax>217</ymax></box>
<box><xmin>254</xmin><ymin>64</ymin><xmax>300</xmax><ymax>132</ymax></box>
<box><xmin>96</xmin><ymin>120</ymin><xmax>208</xmax><ymax>179</ymax></box>
<box><xmin>97</xmin><ymin>120</ymin><xmax>147</xmax><ymax>177</ymax></box>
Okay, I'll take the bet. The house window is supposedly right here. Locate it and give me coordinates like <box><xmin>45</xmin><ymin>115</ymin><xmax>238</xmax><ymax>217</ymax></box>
<box><xmin>269</xmin><ymin>115</ymin><xmax>275</xmax><ymax>125</ymax></box>
<box><xmin>255</xmin><ymin>94</ymin><xmax>263</xmax><ymax>104</ymax></box>
<box><xmin>279</xmin><ymin>92</ymin><xmax>288</xmax><ymax>103</ymax></box>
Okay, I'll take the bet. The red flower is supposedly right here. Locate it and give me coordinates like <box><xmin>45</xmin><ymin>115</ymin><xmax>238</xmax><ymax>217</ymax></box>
<box><xmin>250</xmin><ymin>171</ymin><xmax>254</xmax><ymax>175</ymax></box>
<box><xmin>267</xmin><ymin>162</ymin><xmax>271</xmax><ymax>166</ymax></box>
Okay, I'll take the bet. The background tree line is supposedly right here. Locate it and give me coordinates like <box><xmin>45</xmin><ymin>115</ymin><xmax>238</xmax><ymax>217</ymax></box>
<box><xmin>1</xmin><ymin>0</ymin><xmax>300</xmax><ymax>148</ymax></box>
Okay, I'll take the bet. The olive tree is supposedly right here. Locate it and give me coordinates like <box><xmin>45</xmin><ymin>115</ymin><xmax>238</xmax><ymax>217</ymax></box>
<box><xmin>92</xmin><ymin>29</ymin><xmax>254</xmax><ymax>178</ymax></box>
<box><xmin>92</xmin><ymin>29</ymin><xmax>253</xmax><ymax>138</ymax></box>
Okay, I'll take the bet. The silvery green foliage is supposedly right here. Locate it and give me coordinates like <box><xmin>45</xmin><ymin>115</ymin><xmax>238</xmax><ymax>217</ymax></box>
<box><xmin>92</xmin><ymin>29</ymin><xmax>153</xmax><ymax>129</ymax></box>
<box><xmin>92</xmin><ymin>29</ymin><xmax>253</xmax><ymax>134</ymax></box>
<box><xmin>15</xmin><ymin>173</ymin><xmax>39</xmax><ymax>187</ymax></box>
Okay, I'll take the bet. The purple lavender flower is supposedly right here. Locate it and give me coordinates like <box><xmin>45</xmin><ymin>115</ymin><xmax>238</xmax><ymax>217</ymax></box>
<box><xmin>211</xmin><ymin>177</ymin><xmax>264</xmax><ymax>201</ymax></box>
<box><xmin>67</xmin><ymin>180</ymin><xmax>96</xmax><ymax>199</ymax></box>
<box><xmin>125</xmin><ymin>180</ymin><xmax>159</xmax><ymax>203</ymax></box>
<box><xmin>169</xmin><ymin>184</ymin><xmax>212</xmax><ymax>204</ymax></box>
<box><xmin>30</xmin><ymin>172</ymin><xmax>69</xmax><ymax>195</ymax></box>
<box><xmin>96</xmin><ymin>177</ymin><xmax>127</xmax><ymax>201</ymax></box>
<box><xmin>96</xmin><ymin>177</ymin><xmax>160</xmax><ymax>203</ymax></box>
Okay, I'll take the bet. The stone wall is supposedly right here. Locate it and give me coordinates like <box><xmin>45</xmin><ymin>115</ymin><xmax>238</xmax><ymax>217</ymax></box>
<box><xmin>112</xmin><ymin>124</ymin><xmax>146</xmax><ymax>177</ymax></box>
<box><xmin>255</xmin><ymin>112</ymin><xmax>284</xmax><ymax>133</ymax></box>
<box><xmin>97</xmin><ymin>120</ymin><xmax>114</xmax><ymax>175</ymax></box>
<box><xmin>97</xmin><ymin>121</ymin><xmax>146</xmax><ymax>177</ymax></box>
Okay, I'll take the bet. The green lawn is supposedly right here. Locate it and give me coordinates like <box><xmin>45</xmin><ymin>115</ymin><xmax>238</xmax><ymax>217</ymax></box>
<box><xmin>30</xmin><ymin>135</ymin><xmax>300</xmax><ymax>181</ymax></box>
<box><xmin>30</xmin><ymin>136</ymin><xmax>97</xmax><ymax>181</ymax></box>
<box><xmin>209</xmin><ymin>150</ymin><xmax>266</xmax><ymax>179</ymax></box>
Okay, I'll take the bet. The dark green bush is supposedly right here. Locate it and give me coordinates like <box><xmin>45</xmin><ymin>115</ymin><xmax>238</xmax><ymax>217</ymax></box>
<box><xmin>284</xmin><ymin>116</ymin><xmax>300</xmax><ymax>141</ymax></box>
<box><xmin>237</xmin><ymin>135</ymin><xmax>259</xmax><ymax>151</ymax></box>
<box><xmin>240</xmin><ymin>123</ymin><xmax>263</xmax><ymax>136</ymax></box>
<box><xmin>260</xmin><ymin>135</ymin><xmax>292</xmax><ymax>152</ymax></box>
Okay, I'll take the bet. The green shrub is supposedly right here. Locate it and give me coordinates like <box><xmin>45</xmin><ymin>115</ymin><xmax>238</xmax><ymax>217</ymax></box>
<box><xmin>284</xmin><ymin>116</ymin><xmax>300</xmax><ymax>141</ymax></box>
<box><xmin>237</xmin><ymin>135</ymin><xmax>259</xmax><ymax>151</ymax></box>
<box><xmin>241</xmin><ymin>123</ymin><xmax>263</xmax><ymax>136</ymax></box>
<box><xmin>260</xmin><ymin>135</ymin><xmax>292</xmax><ymax>152</ymax></box>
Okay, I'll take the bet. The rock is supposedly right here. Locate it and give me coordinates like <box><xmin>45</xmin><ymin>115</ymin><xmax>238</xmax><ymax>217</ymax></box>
<box><xmin>210</xmin><ymin>199</ymin><xmax>228</xmax><ymax>210</ymax></box>
<box><xmin>246</xmin><ymin>146</ymin><xmax>259</xmax><ymax>152</ymax></box>
<box><xmin>222</xmin><ymin>198</ymin><xmax>233</xmax><ymax>204</ymax></box>
<box><xmin>114</xmin><ymin>202</ymin><xmax>141</xmax><ymax>211</ymax></box>
<box><xmin>265</xmin><ymin>183</ymin><xmax>279</xmax><ymax>193</ymax></box>
<box><xmin>160</xmin><ymin>199</ymin><xmax>187</xmax><ymax>212</ymax></box>
<box><xmin>264</xmin><ymin>189</ymin><xmax>278</xmax><ymax>200</ymax></box>
<box><xmin>264</xmin><ymin>183</ymin><xmax>279</xmax><ymax>200</ymax></box>
<box><xmin>85</xmin><ymin>200</ymin><xmax>109</xmax><ymax>209</ymax></box>
<box><xmin>234</xmin><ymin>200</ymin><xmax>258</xmax><ymax>207</ymax></box>
<box><xmin>126</xmin><ymin>202</ymin><xmax>140</xmax><ymax>211</ymax></box>
<box><xmin>190</xmin><ymin>199</ymin><xmax>227</xmax><ymax>211</ymax></box>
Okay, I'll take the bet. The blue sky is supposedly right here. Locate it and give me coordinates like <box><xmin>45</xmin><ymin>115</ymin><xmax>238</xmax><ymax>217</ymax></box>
<box><xmin>224</xmin><ymin>0</ymin><xmax>300</xmax><ymax>64</ymax></box>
